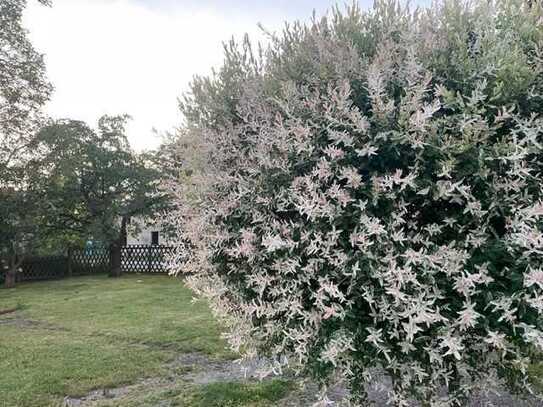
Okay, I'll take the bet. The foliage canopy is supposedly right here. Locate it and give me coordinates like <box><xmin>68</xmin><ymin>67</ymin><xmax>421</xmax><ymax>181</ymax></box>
<box><xmin>32</xmin><ymin>116</ymin><xmax>168</xmax><ymax>249</ymax></box>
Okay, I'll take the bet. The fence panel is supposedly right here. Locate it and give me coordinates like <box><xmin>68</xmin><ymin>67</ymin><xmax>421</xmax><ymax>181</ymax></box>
<box><xmin>72</xmin><ymin>248</ymin><xmax>109</xmax><ymax>276</ymax></box>
<box><xmin>121</xmin><ymin>245</ymin><xmax>173</xmax><ymax>274</ymax></box>
<box><xmin>19</xmin><ymin>256</ymin><xmax>68</xmax><ymax>282</ymax></box>
<box><xmin>1</xmin><ymin>245</ymin><xmax>173</xmax><ymax>286</ymax></box>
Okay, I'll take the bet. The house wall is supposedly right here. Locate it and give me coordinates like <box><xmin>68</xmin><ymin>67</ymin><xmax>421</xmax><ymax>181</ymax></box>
<box><xmin>126</xmin><ymin>217</ymin><xmax>173</xmax><ymax>246</ymax></box>
<box><xmin>127</xmin><ymin>225</ymin><xmax>155</xmax><ymax>245</ymax></box>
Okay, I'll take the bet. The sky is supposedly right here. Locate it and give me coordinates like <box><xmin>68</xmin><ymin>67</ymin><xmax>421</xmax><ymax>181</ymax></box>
<box><xmin>23</xmin><ymin>0</ymin><xmax>423</xmax><ymax>151</ymax></box>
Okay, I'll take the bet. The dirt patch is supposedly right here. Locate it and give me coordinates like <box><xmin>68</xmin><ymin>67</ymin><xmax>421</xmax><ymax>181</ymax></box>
<box><xmin>0</xmin><ymin>313</ymin><xmax>66</xmax><ymax>331</ymax></box>
<box><xmin>0</xmin><ymin>307</ymin><xmax>18</xmax><ymax>316</ymax></box>
<box><xmin>0</xmin><ymin>316</ymin><xmax>40</xmax><ymax>328</ymax></box>
<box><xmin>62</xmin><ymin>353</ymin><xmax>252</xmax><ymax>407</ymax></box>
<box><xmin>171</xmin><ymin>353</ymin><xmax>271</xmax><ymax>384</ymax></box>
<box><xmin>61</xmin><ymin>352</ymin><xmax>543</xmax><ymax>407</ymax></box>
<box><xmin>63</xmin><ymin>353</ymin><xmax>305</xmax><ymax>406</ymax></box>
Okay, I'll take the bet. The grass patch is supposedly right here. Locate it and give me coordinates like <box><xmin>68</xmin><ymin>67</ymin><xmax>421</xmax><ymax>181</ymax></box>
<box><xmin>529</xmin><ymin>363</ymin><xmax>543</xmax><ymax>393</ymax></box>
<box><xmin>0</xmin><ymin>274</ymin><xmax>227</xmax><ymax>354</ymax></box>
<box><xmin>0</xmin><ymin>325</ymin><xmax>168</xmax><ymax>407</ymax></box>
<box><xmin>0</xmin><ymin>274</ymin><xmax>229</xmax><ymax>407</ymax></box>
<box><xmin>187</xmin><ymin>380</ymin><xmax>294</xmax><ymax>407</ymax></box>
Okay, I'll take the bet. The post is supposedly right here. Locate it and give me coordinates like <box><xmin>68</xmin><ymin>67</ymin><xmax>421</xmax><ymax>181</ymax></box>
<box><xmin>109</xmin><ymin>243</ymin><xmax>122</xmax><ymax>278</ymax></box>
<box><xmin>148</xmin><ymin>245</ymin><xmax>152</xmax><ymax>273</ymax></box>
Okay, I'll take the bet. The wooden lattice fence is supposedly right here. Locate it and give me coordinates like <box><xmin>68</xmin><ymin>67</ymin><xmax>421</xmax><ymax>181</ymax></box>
<box><xmin>121</xmin><ymin>245</ymin><xmax>173</xmax><ymax>274</ymax></box>
<box><xmin>18</xmin><ymin>255</ymin><xmax>69</xmax><ymax>282</ymax></box>
<box><xmin>72</xmin><ymin>248</ymin><xmax>110</xmax><ymax>276</ymax></box>
<box><xmin>0</xmin><ymin>255</ymin><xmax>69</xmax><ymax>284</ymax></box>
<box><xmin>1</xmin><ymin>245</ymin><xmax>173</xmax><ymax>287</ymax></box>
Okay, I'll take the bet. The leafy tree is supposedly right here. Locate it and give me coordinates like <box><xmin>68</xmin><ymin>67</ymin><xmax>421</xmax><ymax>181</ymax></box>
<box><xmin>169</xmin><ymin>1</ymin><xmax>543</xmax><ymax>405</ymax></box>
<box><xmin>0</xmin><ymin>0</ymin><xmax>52</xmax><ymax>173</ymax></box>
<box><xmin>0</xmin><ymin>0</ymin><xmax>52</xmax><ymax>287</ymax></box>
<box><xmin>32</xmin><ymin>116</ymin><xmax>169</xmax><ymax>276</ymax></box>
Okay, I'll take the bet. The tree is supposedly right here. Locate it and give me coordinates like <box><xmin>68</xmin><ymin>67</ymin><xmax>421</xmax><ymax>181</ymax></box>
<box><xmin>32</xmin><ymin>116</ymin><xmax>169</xmax><ymax>277</ymax></box>
<box><xmin>0</xmin><ymin>0</ymin><xmax>52</xmax><ymax>287</ymax></box>
<box><xmin>168</xmin><ymin>1</ymin><xmax>543</xmax><ymax>405</ymax></box>
<box><xmin>0</xmin><ymin>0</ymin><xmax>52</xmax><ymax>173</ymax></box>
<box><xmin>0</xmin><ymin>175</ymin><xmax>46</xmax><ymax>287</ymax></box>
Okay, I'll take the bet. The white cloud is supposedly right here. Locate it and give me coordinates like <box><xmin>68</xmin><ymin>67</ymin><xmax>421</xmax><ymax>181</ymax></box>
<box><xmin>24</xmin><ymin>0</ymin><xmax>429</xmax><ymax>151</ymax></box>
<box><xmin>24</xmin><ymin>0</ymin><xmax>276</xmax><ymax>150</ymax></box>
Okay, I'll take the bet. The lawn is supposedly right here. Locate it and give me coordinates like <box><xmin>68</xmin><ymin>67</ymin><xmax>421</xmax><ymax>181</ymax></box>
<box><xmin>0</xmin><ymin>275</ymin><xmax>292</xmax><ymax>407</ymax></box>
<box><xmin>4</xmin><ymin>275</ymin><xmax>540</xmax><ymax>407</ymax></box>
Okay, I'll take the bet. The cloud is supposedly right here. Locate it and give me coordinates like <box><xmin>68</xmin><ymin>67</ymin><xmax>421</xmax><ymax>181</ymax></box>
<box><xmin>24</xmin><ymin>0</ymin><xmax>278</xmax><ymax>150</ymax></box>
<box><xmin>131</xmin><ymin>0</ymin><xmax>346</xmax><ymax>18</ymax></box>
<box><xmin>24</xmin><ymin>0</ymin><xmax>429</xmax><ymax>151</ymax></box>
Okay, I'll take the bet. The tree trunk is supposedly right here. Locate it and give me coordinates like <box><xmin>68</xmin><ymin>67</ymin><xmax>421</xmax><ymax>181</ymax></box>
<box><xmin>67</xmin><ymin>247</ymin><xmax>73</xmax><ymax>278</ymax></box>
<box><xmin>109</xmin><ymin>217</ymin><xmax>129</xmax><ymax>278</ymax></box>
<box><xmin>4</xmin><ymin>269</ymin><xmax>16</xmax><ymax>289</ymax></box>
<box><xmin>4</xmin><ymin>253</ymin><xmax>21</xmax><ymax>289</ymax></box>
<box><xmin>109</xmin><ymin>243</ymin><xmax>122</xmax><ymax>278</ymax></box>
<box><xmin>120</xmin><ymin>216</ymin><xmax>128</xmax><ymax>246</ymax></box>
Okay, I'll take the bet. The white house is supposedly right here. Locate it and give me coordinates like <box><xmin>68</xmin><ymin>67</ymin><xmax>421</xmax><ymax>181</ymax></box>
<box><xmin>125</xmin><ymin>216</ymin><xmax>173</xmax><ymax>246</ymax></box>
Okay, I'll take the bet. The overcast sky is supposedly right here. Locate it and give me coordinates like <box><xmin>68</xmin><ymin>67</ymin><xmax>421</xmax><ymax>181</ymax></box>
<box><xmin>24</xmin><ymin>0</ymin><xmax>426</xmax><ymax>151</ymax></box>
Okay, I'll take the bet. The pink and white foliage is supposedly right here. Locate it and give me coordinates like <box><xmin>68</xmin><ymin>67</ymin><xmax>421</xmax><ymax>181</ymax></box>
<box><xmin>166</xmin><ymin>1</ymin><xmax>543</xmax><ymax>405</ymax></box>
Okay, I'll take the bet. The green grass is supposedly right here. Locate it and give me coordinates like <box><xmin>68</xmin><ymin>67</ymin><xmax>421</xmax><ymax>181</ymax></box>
<box><xmin>529</xmin><ymin>362</ymin><xmax>543</xmax><ymax>393</ymax></box>
<box><xmin>0</xmin><ymin>275</ymin><xmax>231</xmax><ymax>407</ymax></box>
<box><xmin>3</xmin><ymin>275</ymin><xmax>543</xmax><ymax>406</ymax></box>
<box><xmin>187</xmin><ymin>380</ymin><xmax>294</xmax><ymax>407</ymax></box>
<box><xmin>0</xmin><ymin>274</ymin><xmax>226</xmax><ymax>354</ymax></box>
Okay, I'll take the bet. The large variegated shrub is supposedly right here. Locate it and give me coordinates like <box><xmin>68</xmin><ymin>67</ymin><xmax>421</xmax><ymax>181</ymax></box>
<box><xmin>168</xmin><ymin>1</ymin><xmax>543</xmax><ymax>405</ymax></box>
